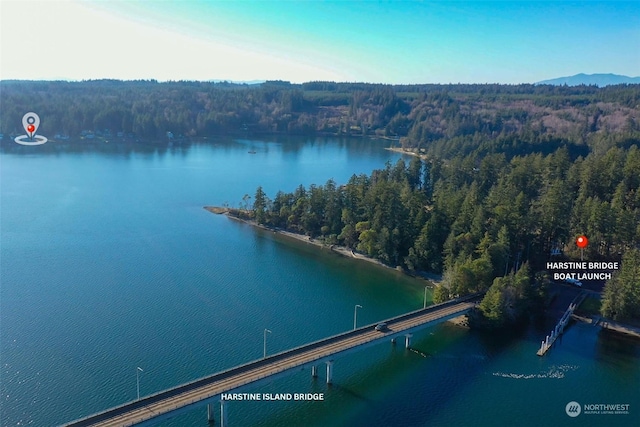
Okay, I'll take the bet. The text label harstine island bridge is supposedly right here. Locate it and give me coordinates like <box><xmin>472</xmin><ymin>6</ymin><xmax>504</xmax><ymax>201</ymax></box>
<box><xmin>63</xmin><ymin>294</ymin><xmax>480</xmax><ymax>427</ymax></box>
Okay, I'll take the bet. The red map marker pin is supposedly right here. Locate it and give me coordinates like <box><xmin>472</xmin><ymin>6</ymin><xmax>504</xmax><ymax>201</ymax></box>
<box><xmin>576</xmin><ymin>235</ymin><xmax>588</xmax><ymax>249</ymax></box>
<box><xmin>27</xmin><ymin>124</ymin><xmax>35</xmax><ymax>133</ymax></box>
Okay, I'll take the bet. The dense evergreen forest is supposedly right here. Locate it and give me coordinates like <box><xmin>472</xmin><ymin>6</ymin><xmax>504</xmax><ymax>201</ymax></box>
<box><xmin>3</xmin><ymin>79</ymin><xmax>639</xmax><ymax>325</ymax></box>
<box><xmin>243</xmin><ymin>147</ymin><xmax>640</xmax><ymax>325</ymax></box>
<box><xmin>2</xmin><ymin>80</ymin><xmax>639</xmax><ymax>157</ymax></box>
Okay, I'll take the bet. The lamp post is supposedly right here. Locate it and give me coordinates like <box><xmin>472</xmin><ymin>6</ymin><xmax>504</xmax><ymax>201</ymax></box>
<box><xmin>136</xmin><ymin>367</ymin><xmax>143</xmax><ymax>400</ymax></box>
<box><xmin>263</xmin><ymin>329</ymin><xmax>272</xmax><ymax>358</ymax></box>
<box><xmin>354</xmin><ymin>304</ymin><xmax>362</xmax><ymax>330</ymax></box>
<box><xmin>424</xmin><ymin>286</ymin><xmax>428</xmax><ymax>309</ymax></box>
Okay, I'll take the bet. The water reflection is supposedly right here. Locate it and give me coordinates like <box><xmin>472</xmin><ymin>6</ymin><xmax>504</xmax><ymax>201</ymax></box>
<box><xmin>0</xmin><ymin>135</ymin><xmax>392</xmax><ymax>159</ymax></box>
<box><xmin>595</xmin><ymin>329</ymin><xmax>640</xmax><ymax>363</ymax></box>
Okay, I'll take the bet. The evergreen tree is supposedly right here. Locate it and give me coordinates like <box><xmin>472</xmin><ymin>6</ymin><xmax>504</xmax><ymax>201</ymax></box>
<box><xmin>601</xmin><ymin>249</ymin><xmax>640</xmax><ymax>321</ymax></box>
<box><xmin>253</xmin><ymin>186</ymin><xmax>268</xmax><ymax>224</ymax></box>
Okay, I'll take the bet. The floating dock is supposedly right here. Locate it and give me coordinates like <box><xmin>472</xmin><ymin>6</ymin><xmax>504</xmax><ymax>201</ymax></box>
<box><xmin>537</xmin><ymin>291</ymin><xmax>587</xmax><ymax>356</ymax></box>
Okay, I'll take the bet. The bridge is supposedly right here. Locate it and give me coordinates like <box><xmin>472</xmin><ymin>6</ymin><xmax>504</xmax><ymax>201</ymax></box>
<box><xmin>63</xmin><ymin>294</ymin><xmax>480</xmax><ymax>427</ymax></box>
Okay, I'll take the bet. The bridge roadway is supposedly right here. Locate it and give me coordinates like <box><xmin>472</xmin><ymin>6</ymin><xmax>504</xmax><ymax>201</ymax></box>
<box><xmin>64</xmin><ymin>294</ymin><xmax>480</xmax><ymax>427</ymax></box>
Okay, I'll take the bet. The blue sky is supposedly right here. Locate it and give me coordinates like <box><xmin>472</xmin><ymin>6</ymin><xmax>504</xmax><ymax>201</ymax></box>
<box><xmin>1</xmin><ymin>1</ymin><xmax>638</xmax><ymax>84</ymax></box>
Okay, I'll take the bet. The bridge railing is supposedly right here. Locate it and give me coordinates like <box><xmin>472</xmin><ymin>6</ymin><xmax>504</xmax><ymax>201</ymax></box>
<box><xmin>63</xmin><ymin>293</ymin><xmax>481</xmax><ymax>426</ymax></box>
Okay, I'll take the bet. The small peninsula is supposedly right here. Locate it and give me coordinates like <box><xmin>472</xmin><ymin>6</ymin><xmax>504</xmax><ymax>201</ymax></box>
<box><xmin>204</xmin><ymin>206</ymin><xmax>422</xmax><ymax>278</ymax></box>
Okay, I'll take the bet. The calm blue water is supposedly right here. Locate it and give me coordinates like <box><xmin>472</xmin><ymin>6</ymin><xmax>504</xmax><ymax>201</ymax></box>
<box><xmin>1</xmin><ymin>137</ymin><xmax>638</xmax><ymax>427</ymax></box>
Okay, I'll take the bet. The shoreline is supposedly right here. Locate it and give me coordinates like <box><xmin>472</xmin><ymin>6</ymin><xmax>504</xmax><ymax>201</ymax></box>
<box><xmin>600</xmin><ymin>318</ymin><xmax>640</xmax><ymax>339</ymax></box>
<box><xmin>571</xmin><ymin>313</ymin><xmax>640</xmax><ymax>339</ymax></box>
<box><xmin>204</xmin><ymin>206</ymin><xmax>440</xmax><ymax>285</ymax></box>
<box><xmin>384</xmin><ymin>147</ymin><xmax>429</xmax><ymax>160</ymax></box>
<box><xmin>1</xmin><ymin>132</ymin><xmax>394</xmax><ymax>147</ymax></box>
<box><xmin>448</xmin><ymin>315</ymin><xmax>470</xmax><ymax>328</ymax></box>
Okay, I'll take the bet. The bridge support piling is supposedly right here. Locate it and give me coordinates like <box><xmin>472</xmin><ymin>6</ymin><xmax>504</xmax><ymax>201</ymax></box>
<box><xmin>220</xmin><ymin>400</ymin><xmax>228</xmax><ymax>427</ymax></box>
<box><xmin>61</xmin><ymin>297</ymin><xmax>480</xmax><ymax>427</ymax></box>
<box><xmin>326</xmin><ymin>361</ymin><xmax>333</xmax><ymax>385</ymax></box>
<box><xmin>311</xmin><ymin>365</ymin><xmax>318</xmax><ymax>378</ymax></box>
<box><xmin>405</xmin><ymin>334</ymin><xmax>412</xmax><ymax>349</ymax></box>
<box><xmin>207</xmin><ymin>403</ymin><xmax>215</xmax><ymax>423</ymax></box>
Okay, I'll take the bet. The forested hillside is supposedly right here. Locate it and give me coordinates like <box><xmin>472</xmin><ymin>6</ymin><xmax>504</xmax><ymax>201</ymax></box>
<box><xmin>244</xmin><ymin>144</ymin><xmax>640</xmax><ymax>324</ymax></box>
<box><xmin>2</xmin><ymin>80</ymin><xmax>639</xmax><ymax>159</ymax></box>
<box><xmin>247</xmin><ymin>146</ymin><xmax>639</xmax><ymax>274</ymax></box>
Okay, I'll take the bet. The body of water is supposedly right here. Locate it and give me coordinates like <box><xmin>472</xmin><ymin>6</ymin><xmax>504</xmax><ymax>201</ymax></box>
<box><xmin>1</xmin><ymin>136</ymin><xmax>638</xmax><ymax>426</ymax></box>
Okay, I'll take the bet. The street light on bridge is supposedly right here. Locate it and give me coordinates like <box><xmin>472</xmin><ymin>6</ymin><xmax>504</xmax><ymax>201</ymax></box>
<box><xmin>424</xmin><ymin>285</ymin><xmax>429</xmax><ymax>309</ymax></box>
<box><xmin>136</xmin><ymin>367</ymin><xmax>144</xmax><ymax>400</ymax></box>
<box><xmin>263</xmin><ymin>329</ymin><xmax>272</xmax><ymax>358</ymax></box>
<box><xmin>354</xmin><ymin>304</ymin><xmax>363</xmax><ymax>330</ymax></box>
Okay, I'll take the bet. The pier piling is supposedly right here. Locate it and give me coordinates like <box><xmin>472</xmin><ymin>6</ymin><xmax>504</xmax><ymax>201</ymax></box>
<box><xmin>326</xmin><ymin>361</ymin><xmax>333</xmax><ymax>385</ymax></box>
<box><xmin>537</xmin><ymin>292</ymin><xmax>586</xmax><ymax>356</ymax></box>
<box><xmin>207</xmin><ymin>403</ymin><xmax>215</xmax><ymax>423</ymax></box>
<box><xmin>405</xmin><ymin>334</ymin><xmax>412</xmax><ymax>349</ymax></box>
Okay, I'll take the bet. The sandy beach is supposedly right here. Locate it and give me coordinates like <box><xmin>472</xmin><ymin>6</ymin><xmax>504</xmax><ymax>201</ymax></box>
<box><xmin>384</xmin><ymin>146</ymin><xmax>429</xmax><ymax>160</ymax></box>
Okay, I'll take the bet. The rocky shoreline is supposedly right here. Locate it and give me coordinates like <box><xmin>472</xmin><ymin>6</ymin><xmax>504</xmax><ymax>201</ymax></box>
<box><xmin>204</xmin><ymin>206</ymin><xmax>442</xmax><ymax>285</ymax></box>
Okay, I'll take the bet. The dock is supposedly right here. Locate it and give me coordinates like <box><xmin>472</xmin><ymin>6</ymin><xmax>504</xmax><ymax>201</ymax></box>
<box><xmin>537</xmin><ymin>291</ymin><xmax>587</xmax><ymax>356</ymax></box>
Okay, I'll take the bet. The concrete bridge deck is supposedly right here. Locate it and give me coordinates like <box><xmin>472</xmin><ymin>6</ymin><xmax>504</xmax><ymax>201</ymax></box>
<box><xmin>63</xmin><ymin>294</ymin><xmax>480</xmax><ymax>427</ymax></box>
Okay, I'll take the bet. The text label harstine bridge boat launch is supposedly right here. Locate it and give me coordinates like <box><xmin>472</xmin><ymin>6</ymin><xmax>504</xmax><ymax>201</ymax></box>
<box><xmin>63</xmin><ymin>294</ymin><xmax>481</xmax><ymax>427</ymax></box>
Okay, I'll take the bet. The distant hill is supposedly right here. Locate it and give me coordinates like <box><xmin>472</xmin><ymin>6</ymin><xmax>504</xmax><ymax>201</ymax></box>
<box><xmin>536</xmin><ymin>73</ymin><xmax>640</xmax><ymax>87</ymax></box>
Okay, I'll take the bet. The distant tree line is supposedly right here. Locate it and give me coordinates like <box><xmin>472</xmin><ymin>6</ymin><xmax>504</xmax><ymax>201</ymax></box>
<box><xmin>2</xmin><ymin>80</ymin><xmax>639</xmax><ymax>154</ymax></box>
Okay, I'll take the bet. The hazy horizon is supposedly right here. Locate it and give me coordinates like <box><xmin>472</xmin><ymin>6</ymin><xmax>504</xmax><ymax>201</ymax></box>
<box><xmin>1</xmin><ymin>1</ymin><xmax>638</xmax><ymax>84</ymax></box>
<box><xmin>1</xmin><ymin>72</ymin><xmax>639</xmax><ymax>86</ymax></box>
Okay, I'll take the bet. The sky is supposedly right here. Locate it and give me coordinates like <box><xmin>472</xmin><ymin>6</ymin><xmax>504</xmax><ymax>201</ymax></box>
<box><xmin>1</xmin><ymin>0</ymin><xmax>638</xmax><ymax>84</ymax></box>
